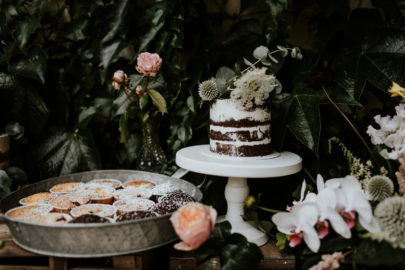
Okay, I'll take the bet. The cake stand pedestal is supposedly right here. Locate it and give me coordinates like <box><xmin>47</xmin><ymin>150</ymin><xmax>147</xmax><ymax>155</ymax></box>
<box><xmin>175</xmin><ymin>145</ymin><xmax>302</xmax><ymax>246</ymax></box>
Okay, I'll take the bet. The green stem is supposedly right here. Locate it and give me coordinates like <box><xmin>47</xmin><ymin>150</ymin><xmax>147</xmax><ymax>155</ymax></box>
<box><xmin>257</xmin><ymin>205</ymin><xmax>282</xmax><ymax>213</ymax></box>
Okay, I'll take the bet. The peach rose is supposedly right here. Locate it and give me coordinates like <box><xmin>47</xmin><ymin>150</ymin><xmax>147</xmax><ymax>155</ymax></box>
<box><xmin>135</xmin><ymin>52</ymin><xmax>162</xmax><ymax>77</ymax></box>
<box><xmin>170</xmin><ymin>202</ymin><xmax>217</xmax><ymax>251</ymax></box>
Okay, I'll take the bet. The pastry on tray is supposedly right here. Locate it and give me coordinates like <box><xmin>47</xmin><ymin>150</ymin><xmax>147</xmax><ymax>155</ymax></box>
<box><xmin>6</xmin><ymin>204</ymin><xmax>53</xmax><ymax>220</ymax></box>
<box><xmin>113</xmin><ymin>198</ymin><xmax>155</xmax><ymax>216</ymax></box>
<box><xmin>27</xmin><ymin>213</ymin><xmax>72</xmax><ymax>224</ymax></box>
<box><xmin>50</xmin><ymin>182</ymin><xmax>83</xmax><ymax>193</ymax></box>
<box><xmin>49</xmin><ymin>193</ymin><xmax>91</xmax><ymax>214</ymax></box>
<box><xmin>123</xmin><ymin>180</ymin><xmax>155</xmax><ymax>189</ymax></box>
<box><xmin>149</xmin><ymin>190</ymin><xmax>195</xmax><ymax>215</ymax></box>
<box><xmin>70</xmin><ymin>204</ymin><xmax>117</xmax><ymax>218</ymax></box>
<box><xmin>19</xmin><ymin>192</ymin><xmax>56</xmax><ymax>205</ymax></box>
<box><xmin>113</xmin><ymin>187</ymin><xmax>152</xmax><ymax>201</ymax></box>
<box><xmin>79</xmin><ymin>184</ymin><xmax>115</xmax><ymax>204</ymax></box>
<box><xmin>88</xmin><ymin>178</ymin><xmax>122</xmax><ymax>189</ymax></box>
<box><xmin>116</xmin><ymin>210</ymin><xmax>157</xmax><ymax>222</ymax></box>
<box><xmin>68</xmin><ymin>214</ymin><xmax>111</xmax><ymax>224</ymax></box>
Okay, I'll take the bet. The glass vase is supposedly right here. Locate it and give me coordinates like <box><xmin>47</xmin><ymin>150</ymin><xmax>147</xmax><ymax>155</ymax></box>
<box><xmin>137</xmin><ymin>117</ymin><xmax>167</xmax><ymax>173</ymax></box>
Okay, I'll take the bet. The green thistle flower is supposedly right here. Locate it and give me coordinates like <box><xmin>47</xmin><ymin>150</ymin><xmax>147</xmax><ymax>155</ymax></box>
<box><xmin>375</xmin><ymin>196</ymin><xmax>405</xmax><ymax>248</ymax></box>
<box><xmin>198</xmin><ymin>79</ymin><xmax>218</xmax><ymax>101</ymax></box>
<box><xmin>366</xmin><ymin>175</ymin><xmax>394</xmax><ymax>201</ymax></box>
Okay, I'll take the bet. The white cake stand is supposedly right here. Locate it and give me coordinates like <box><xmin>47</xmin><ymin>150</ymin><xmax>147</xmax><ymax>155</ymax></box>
<box><xmin>175</xmin><ymin>145</ymin><xmax>302</xmax><ymax>246</ymax></box>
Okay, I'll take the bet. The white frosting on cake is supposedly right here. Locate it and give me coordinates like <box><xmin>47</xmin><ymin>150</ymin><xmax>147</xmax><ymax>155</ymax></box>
<box><xmin>210</xmin><ymin>99</ymin><xmax>270</xmax><ymax>122</ymax></box>
<box><xmin>209</xmin><ymin>98</ymin><xmax>272</xmax><ymax>157</ymax></box>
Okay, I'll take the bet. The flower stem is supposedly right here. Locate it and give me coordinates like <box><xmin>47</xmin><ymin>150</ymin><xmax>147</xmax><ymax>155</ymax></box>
<box><xmin>257</xmin><ymin>205</ymin><xmax>281</xmax><ymax>213</ymax></box>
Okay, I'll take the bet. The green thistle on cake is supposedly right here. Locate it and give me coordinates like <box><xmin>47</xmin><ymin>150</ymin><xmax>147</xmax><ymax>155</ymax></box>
<box><xmin>366</xmin><ymin>175</ymin><xmax>394</xmax><ymax>201</ymax></box>
<box><xmin>198</xmin><ymin>79</ymin><xmax>218</xmax><ymax>101</ymax></box>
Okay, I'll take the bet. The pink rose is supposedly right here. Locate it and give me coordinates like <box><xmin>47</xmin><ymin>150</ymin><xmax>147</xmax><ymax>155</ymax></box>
<box><xmin>170</xmin><ymin>202</ymin><xmax>217</xmax><ymax>251</ymax></box>
<box><xmin>135</xmin><ymin>52</ymin><xmax>162</xmax><ymax>77</ymax></box>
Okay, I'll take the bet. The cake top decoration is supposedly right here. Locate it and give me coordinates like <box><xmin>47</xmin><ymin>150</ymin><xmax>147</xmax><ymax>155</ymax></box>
<box><xmin>198</xmin><ymin>45</ymin><xmax>302</xmax><ymax>110</ymax></box>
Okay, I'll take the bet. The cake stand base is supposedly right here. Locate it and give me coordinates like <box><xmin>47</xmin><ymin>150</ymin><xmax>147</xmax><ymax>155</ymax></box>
<box><xmin>224</xmin><ymin>177</ymin><xmax>268</xmax><ymax>246</ymax></box>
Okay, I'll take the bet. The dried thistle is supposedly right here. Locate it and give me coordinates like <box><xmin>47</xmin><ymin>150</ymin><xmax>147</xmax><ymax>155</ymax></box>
<box><xmin>198</xmin><ymin>79</ymin><xmax>218</xmax><ymax>101</ymax></box>
<box><xmin>366</xmin><ymin>175</ymin><xmax>394</xmax><ymax>201</ymax></box>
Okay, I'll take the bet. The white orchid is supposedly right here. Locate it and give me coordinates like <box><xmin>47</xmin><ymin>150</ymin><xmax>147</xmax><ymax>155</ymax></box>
<box><xmin>325</xmin><ymin>175</ymin><xmax>380</xmax><ymax>233</ymax></box>
<box><xmin>308</xmin><ymin>175</ymin><xmax>352</xmax><ymax>239</ymax></box>
<box><xmin>272</xmin><ymin>203</ymin><xmax>320</xmax><ymax>252</ymax></box>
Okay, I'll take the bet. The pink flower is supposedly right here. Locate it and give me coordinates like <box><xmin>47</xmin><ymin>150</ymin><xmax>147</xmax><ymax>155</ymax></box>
<box><xmin>288</xmin><ymin>233</ymin><xmax>302</xmax><ymax>247</ymax></box>
<box><xmin>315</xmin><ymin>220</ymin><xmax>329</xmax><ymax>239</ymax></box>
<box><xmin>309</xmin><ymin>252</ymin><xmax>344</xmax><ymax>270</ymax></box>
<box><xmin>135</xmin><ymin>52</ymin><xmax>162</xmax><ymax>77</ymax></box>
<box><xmin>170</xmin><ymin>202</ymin><xmax>217</xmax><ymax>251</ymax></box>
<box><xmin>112</xmin><ymin>70</ymin><xmax>129</xmax><ymax>90</ymax></box>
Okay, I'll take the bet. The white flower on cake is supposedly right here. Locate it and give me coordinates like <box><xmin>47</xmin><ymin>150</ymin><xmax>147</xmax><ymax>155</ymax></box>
<box><xmin>229</xmin><ymin>67</ymin><xmax>278</xmax><ymax>109</ymax></box>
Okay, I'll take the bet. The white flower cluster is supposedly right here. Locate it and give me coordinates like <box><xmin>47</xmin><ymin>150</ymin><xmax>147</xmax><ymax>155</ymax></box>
<box><xmin>367</xmin><ymin>103</ymin><xmax>405</xmax><ymax>160</ymax></box>
<box><xmin>272</xmin><ymin>175</ymin><xmax>380</xmax><ymax>253</ymax></box>
<box><xmin>230</xmin><ymin>67</ymin><xmax>278</xmax><ymax>109</ymax></box>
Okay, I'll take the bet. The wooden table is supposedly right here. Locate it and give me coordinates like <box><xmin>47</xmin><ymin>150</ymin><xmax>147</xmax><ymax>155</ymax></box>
<box><xmin>0</xmin><ymin>224</ymin><xmax>295</xmax><ymax>270</ymax></box>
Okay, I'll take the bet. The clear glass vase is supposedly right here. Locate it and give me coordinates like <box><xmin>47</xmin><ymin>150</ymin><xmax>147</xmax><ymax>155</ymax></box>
<box><xmin>137</xmin><ymin>117</ymin><xmax>167</xmax><ymax>173</ymax></box>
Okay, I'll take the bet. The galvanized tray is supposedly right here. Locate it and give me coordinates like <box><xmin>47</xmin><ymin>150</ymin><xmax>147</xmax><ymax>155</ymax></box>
<box><xmin>0</xmin><ymin>170</ymin><xmax>202</xmax><ymax>258</ymax></box>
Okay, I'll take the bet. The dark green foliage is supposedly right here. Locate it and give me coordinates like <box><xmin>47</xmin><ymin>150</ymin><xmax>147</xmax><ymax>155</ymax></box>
<box><xmin>195</xmin><ymin>221</ymin><xmax>264</xmax><ymax>270</ymax></box>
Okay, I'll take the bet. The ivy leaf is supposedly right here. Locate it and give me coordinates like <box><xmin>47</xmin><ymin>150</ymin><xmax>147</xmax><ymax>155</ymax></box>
<box><xmin>147</xmin><ymin>89</ymin><xmax>167</xmax><ymax>114</ymax></box>
<box><xmin>220</xmin><ymin>233</ymin><xmax>263</xmax><ymax>270</ymax></box>
<box><xmin>33</xmin><ymin>128</ymin><xmax>101</xmax><ymax>178</ymax></box>
<box><xmin>101</xmin><ymin>40</ymin><xmax>123</xmax><ymax>69</ymax></box>
<box><xmin>102</xmin><ymin>0</ymin><xmax>129</xmax><ymax>43</ymax></box>
<box><xmin>11</xmin><ymin>15</ymin><xmax>40</xmax><ymax>49</ymax></box>
<box><xmin>354</xmin><ymin>239</ymin><xmax>405</xmax><ymax>268</ymax></box>
<box><xmin>23</xmin><ymin>87</ymin><xmax>49</xmax><ymax>137</ymax></box>
<box><xmin>9</xmin><ymin>45</ymin><xmax>47</xmax><ymax>83</ymax></box>
<box><xmin>280</xmin><ymin>92</ymin><xmax>321</xmax><ymax>155</ymax></box>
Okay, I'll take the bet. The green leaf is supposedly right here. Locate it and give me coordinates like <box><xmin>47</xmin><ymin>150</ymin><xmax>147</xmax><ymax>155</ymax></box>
<box><xmin>215</xmin><ymin>67</ymin><xmax>235</xmax><ymax>95</ymax></box>
<box><xmin>9</xmin><ymin>45</ymin><xmax>47</xmax><ymax>83</ymax></box>
<box><xmin>0</xmin><ymin>170</ymin><xmax>11</xmax><ymax>188</ymax></box>
<box><xmin>102</xmin><ymin>0</ymin><xmax>129</xmax><ymax>43</ymax></box>
<box><xmin>186</xmin><ymin>95</ymin><xmax>195</xmax><ymax>113</ymax></box>
<box><xmin>23</xmin><ymin>88</ymin><xmax>49</xmax><ymax>137</ymax></box>
<box><xmin>286</xmin><ymin>93</ymin><xmax>321</xmax><ymax>155</ymax></box>
<box><xmin>259</xmin><ymin>220</ymin><xmax>273</xmax><ymax>235</ymax></box>
<box><xmin>265</xmin><ymin>0</ymin><xmax>288</xmax><ymax>17</ymax></box>
<box><xmin>101</xmin><ymin>40</ymin><xmax>123</xmax><ymax>69</ymax></box>
<box><xmin>220</xmin><ymin>233</ymin><xmax>263</xmax><ymax>270</ymax></box>
<box><xmin>119</xmin><ymin>112</ymin><xmax>129</xmax><ymax>143</ymax></box>
<box><xmin>147</xmin><ymin>89</ymin><xmax>167</xmax><ymax>114</ymax></box>
<box><xmin>33</xmin><ymin>128</ymin><xmax>101</xmax><ymax>178</ymax></box>
<box><xmin>354</xmin><ymin>239</ymin><xmax>405</xmax><ymax>268</ymax></box>
<box><xmin>11</xmin><ymin>15</ymin><xmax>40</xmax><ymax>49</ymax></box>
<box><xmin>276</xmin><ymin>233</ymin><xmax>287</xmax><ymax>250</ymax></box>
<box><xmin>0</xmin><ymin>72</ymin><xmax>15</xmax><ymax>89</ymax></box>
<box><xmin>139</xmin><ymin>92</ymin><xmax>149</xmax><ymax>110</ymax></box>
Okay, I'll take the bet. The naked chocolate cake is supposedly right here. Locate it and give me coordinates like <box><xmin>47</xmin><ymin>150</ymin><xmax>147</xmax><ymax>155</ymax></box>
<box><xmin>209</xmin><ymin>98</ymin><xmax>271</xmax><ymax>157</ymax></box>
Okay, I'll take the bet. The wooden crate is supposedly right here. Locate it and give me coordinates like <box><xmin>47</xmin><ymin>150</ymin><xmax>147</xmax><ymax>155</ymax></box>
<box><xmin>0</xmin><ymin>224</ymin><xmax>295</xmax><ymax>270</ymax></box>
<box><xmin>169</xmin><ymin>239</ymin><xmax>295</xmax><ymax>270</ymax></box>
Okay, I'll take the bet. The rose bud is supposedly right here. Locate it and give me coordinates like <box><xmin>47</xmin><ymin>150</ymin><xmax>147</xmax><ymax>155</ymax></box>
<box><xmin>112</xmin><ymin>81</ymin><xmax>121</xmax><ymax>90</ymax></box>
<box><xmin>170</xmin><ymin>202</ymin><xmax>217</xmax><ymax>251</ymax></box>
<box><xmin>112</xmin><ymin>70</ymin><xmax>126</xmax><ymax>83</ymax></box>
<box><xmin>135</xmin><ymin>52</ymin><xmax>162</xmax><ymax>77</ymax></box>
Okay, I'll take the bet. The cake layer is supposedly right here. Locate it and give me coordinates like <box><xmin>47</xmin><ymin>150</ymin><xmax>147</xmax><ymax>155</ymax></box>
<box><xmin>210</xmin><ymin>142</ymin><xmax>272</xmax><ymax>157</ymax></box>
<box><xmin>209</xmin><ymin>98</ymin><xmax>272</xmax><ymax>157</ymax></box>
<box><xmin>210</xmin><ymin>125</ymin><xmax>270</xmax><ymax>142</ymax></box>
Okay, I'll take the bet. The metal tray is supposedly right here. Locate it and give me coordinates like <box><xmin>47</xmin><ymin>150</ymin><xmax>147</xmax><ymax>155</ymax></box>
<box><xmin>0</xmin><ymin>170</ymin><xmax>202</xmax><ymax>258</ymax></box>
